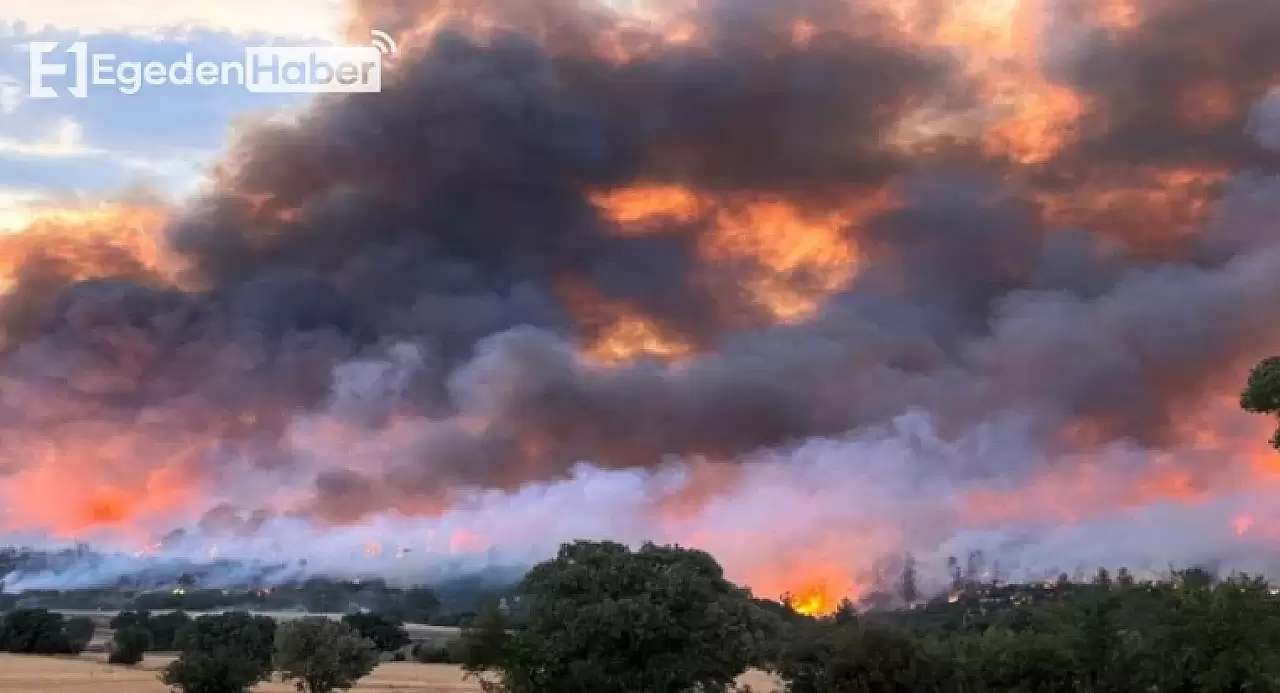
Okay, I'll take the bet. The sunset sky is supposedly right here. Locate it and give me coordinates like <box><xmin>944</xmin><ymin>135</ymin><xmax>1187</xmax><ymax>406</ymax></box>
<box><xmin>0</xmin><ymin>1</ymin><xmax>348</xmax><ymax>229</ymax></box>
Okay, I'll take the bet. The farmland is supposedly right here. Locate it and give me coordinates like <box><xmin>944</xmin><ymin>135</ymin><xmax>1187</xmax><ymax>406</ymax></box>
<box><xmin>0</xmin><ymin>653</ymin><xmax>783</xmax><ymax>692</ymax></box>
<box><xmin>51</xmin><ymin>610</ymin><xmax>461</xmax><ymax>644</ymax></box>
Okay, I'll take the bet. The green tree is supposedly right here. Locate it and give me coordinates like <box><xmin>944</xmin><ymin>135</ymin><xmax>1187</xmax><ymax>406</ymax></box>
<box><xmin>466</xmin><ymin>540</ymin><xmax>771</xmax><ymax>693</ymax></box>
<box><xmin>160</xmin><ymin>612</ymin><xmax>276</xmax><ymax>693</ymax></box>
<box><xmin>341</xmin><ymin>612</ymin><xmax>409</xmax><ymax>652</ymax></box>
<box><xmin>1054</xmin><ymin>589</ymin><xmax>1141</xmax><ymax>693</ymax></box>
<box><xmin>456</xmin><ymin>604</ymin><xmax>511</xmax><ymax>670</ymax></box>
<box><xmin>110</xmin><ymin>610</ymin><xmax>151</xmax><ymax>631</ymax></box>
<box><xmin>776</xmin><ymin>618</ymin><xmax>949</xmax><ymax>693</ymax></box>
<box><xmin>150</xmin><ymin>610</ymin><xmax>192</xmax><ymax>650</ymax></box>
<box><xmin>395</xmin><ymin>586</ymin><xmax>441</xmax><ymax>624</ymax></box>
<box><xmin>109</xmin><ymin>625</ymin><xmax>152</xmax><ymax>665</ymax></box>
<box><xmin>0</xmin><ymin>609</ymin><xmax>79</xmax><ymax>654</ymax></box>
<box><xmin>1241</xmin><ymin>355</ymin><xmax>1280</xmax><ymax>448</ymax></box>
<box><xmin>274</xmin><ymin>617</ymin><xmax>378</xmax><ymax>693</ymax></box>
<box><xmin>65</xmin><ymin>616</ymin><xmax>96</xmax><ymax>651</ymax></box>
<box><xmin>1136</xmin><ymin>574</ymin><xmax>1280</xmax><ymax>693</ymax></box>
<box><xmin>954</xmin><ymin>627</ymin><xmax>1079</xmax><ymax>693</ymax></box>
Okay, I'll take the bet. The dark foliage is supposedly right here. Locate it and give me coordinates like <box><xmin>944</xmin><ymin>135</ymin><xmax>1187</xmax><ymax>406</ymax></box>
<box><xmin>1243</xmin><ymin>355</ymin><xmax>1280</xmax><ymax>448</ymax></box>
<box><xmin>160</xmin><ymin>612</ymin><xmax>276</xmax><ymax>693</ymax></box>
<box><xmin>413</xmin><ymin>641</ymin><xmax>467</xmax><ymax>664</ymax></box>
<box><xmin>108</xmin><ymin>625</ymin><xmax>151</xmax><ymax>665</ymax></box>
<box><xmin>150</xmin><ymin>610</ymin><xmax>193</xmax><ymax>650</ymax></box>
<box><xmin>774</xmin><ymin>569</ymin><xmax>1280</xmax><ymax>693</ymax></box>
<box><xmin>466</xmin><ymin>540</ymin><xmax>775</xmax><ymax>693</ymax></box>
<box><xmin>340</xmin><ymin>612</ymin><xmax>410</xmax><ymax>653</ymax></box>
<box><xmin>109</xmin><ymin>609</ymin><xmax>191</xmax><ymax>651</ymax></box>
<box><xmin>274</xmin><ymin>616</ymin><xmax>378</xmax><ymax>693</ymax></box>
<box><xmin>0</xmin><ymin>608</ymin><xmax>82</xmax><ymax>654</ymax></box>
<box><xmin>64</xmin><ymin>616</ymin><xmax>95</xmax><ymax>651</ymax></box>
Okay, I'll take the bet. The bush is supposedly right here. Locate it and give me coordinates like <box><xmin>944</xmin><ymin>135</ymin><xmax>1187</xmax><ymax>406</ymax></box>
<box><xmin>65</xmin><ymin>616</ymin><xmax>96</xmax><ymax>651</ymax></box>
<box><xmin>108</xmin><ymin>625</ymin><xmax>151</xmax><ymax>665</ymax></box>
<box><xmin>412</xmin><ymin>641</ymin><xmax>466</xmax><ymax>664</ymax></box>
<box><xmin>455</xmin><ymin>606</ymin><xmax>509</xmax><ymax>669</ymax></box>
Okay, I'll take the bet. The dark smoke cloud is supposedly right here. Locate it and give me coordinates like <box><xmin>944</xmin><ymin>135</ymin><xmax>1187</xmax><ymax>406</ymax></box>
<box><xmin>1064</xmin><ymin>0</ymin><xmax>1280</xmax><ymax>170</ymax></box>
<box><xmin>1</xmin><ymin>0</ymin><xmax>1279</xmax><ymax>579</ymax></box>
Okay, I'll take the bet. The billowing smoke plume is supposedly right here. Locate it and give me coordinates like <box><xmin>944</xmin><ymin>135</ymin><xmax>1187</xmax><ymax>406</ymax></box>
<box><xmin>4</xmin><ymin>0</ymin><xmax>1280</xmax><ymax>606</ymax></box>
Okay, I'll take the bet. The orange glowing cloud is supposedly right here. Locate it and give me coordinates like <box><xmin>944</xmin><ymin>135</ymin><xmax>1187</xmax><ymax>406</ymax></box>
<box><xmin>0</xmin><ymin>202</ymin><xmax>179</xmax><ymax>296</ymax></box>
<box><xmin>557</xmin><ymin>276</ymin><xmax>697</xmax><ymax>366</ymax></box>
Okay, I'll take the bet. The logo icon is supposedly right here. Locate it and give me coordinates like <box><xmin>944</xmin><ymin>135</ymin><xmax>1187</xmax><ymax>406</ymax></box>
<box><xmin>370</xmin><ymin>30</ymin><xmax>399</xmax><ymax>57</ymax></box>
<box><xmin>27</xmin><ymin>30</ymin><xmax>400</xmax><ymax>98</ymax></box>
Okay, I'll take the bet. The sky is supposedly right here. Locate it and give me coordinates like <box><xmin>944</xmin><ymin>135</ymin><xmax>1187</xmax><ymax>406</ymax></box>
<box><xmin>0</xmin><ymin>0</ymin><xmax>348</xmax><ymax>229</ymax></box>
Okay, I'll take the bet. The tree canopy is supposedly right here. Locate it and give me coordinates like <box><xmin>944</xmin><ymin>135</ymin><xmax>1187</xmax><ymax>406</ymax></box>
<box><xmin>1242</xmin><ymin>355</ymin><xmax>1280</xmax><ymax>448</ymax></box>
<box><xmin>109</xmin><ymin>625</ymin><xmax>151</xmax><ymax>666</ymax></box>
<box><xmin>0</xmin><ymin>609</ymin><xmax>83</xmax><ymax>654</ymax></box>
<box><xmin>774</xmin><ymin>569</ymin><xmax>1280</xmax><ymax>693</ymax></box>
<box><xmin>110</xmin><ymin>609</ymin><xmax>191</xmax><ymax>651</ymax></box>
<box><xmin>465</xmin><ymin>540</ymin><xmax>774</xmax><ymax>693</ymax></box>
<box><xmin>64</xmin><ymin>616</ymin><xmax>95</xmax><ymax>652</ymax></box>
<box><xmin>160</xmin><ymin>612</ymin><xmax>277</xmax><ymax>693</ymax></box>
<box><xmin>340</xmin><ymin>611</ymin><xmax>410</xmax><ymax>653</ymax></box>
<box><xmin>275</xmin><ymin>616</ymin><xmax>379</xmax><ymax>693</ymax></box>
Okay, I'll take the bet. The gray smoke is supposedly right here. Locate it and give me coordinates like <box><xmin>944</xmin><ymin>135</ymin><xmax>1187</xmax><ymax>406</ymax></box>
<box><xmin>3</xmin><ymin>0</ymin><xmax>1280</xmax><ymax>597</ymax></box>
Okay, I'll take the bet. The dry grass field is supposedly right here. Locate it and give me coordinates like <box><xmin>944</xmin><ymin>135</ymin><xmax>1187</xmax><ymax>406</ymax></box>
<box><xmin>0</xmin><ymin>653</ymin><xmax>782</xmax><ymax>692</ymax></box>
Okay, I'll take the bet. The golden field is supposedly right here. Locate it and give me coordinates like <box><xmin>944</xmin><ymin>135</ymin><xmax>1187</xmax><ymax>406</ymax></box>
<box><xmin>0</xmin><ymin>653</ymin><xmax>782</xmax><ymax>692</ymax></box>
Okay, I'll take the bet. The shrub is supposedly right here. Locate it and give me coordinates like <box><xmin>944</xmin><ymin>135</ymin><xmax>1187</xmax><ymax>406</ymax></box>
<box><xmin>65</xmin><ymin>616</ymin><xmax>96</xmax><ymax>651</ymax></box>
<box><xmin>412</xmin><ymin>641</ymin><xmax>465</xmax><ymax>664</ymax></box>
<box><xmin>108</xmin><ymin>625</ymin><xmax>151</xmax><ymax>665</ymax></box>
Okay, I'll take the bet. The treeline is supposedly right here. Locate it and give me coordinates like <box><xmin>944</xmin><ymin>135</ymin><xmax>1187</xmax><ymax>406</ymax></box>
<box><xmin>0</xmin><ymin>605</ymin><xmax>422</xmax><ymax>692</ymax></box>
<box><xmin>0</xmin><ymin>575</ymin><xmax>514</xmax><ymax>626</ymax></box>
<box><xmin>457</xmin><ymin>542</ymin><xmax>1280</xmax><ymax>693</ymax></box>
<box><xmin>775</xmin><ymin>568</ymin><xmax>1280</xmax><ymax>692</ymax></box>
<box><xmin>0</xmin><ymin>609</ymin><xmax>95</xmax><ymax>655</ymax></box>
<box><xmin>113</xmin><ymin>611</ymin><xmax>385</xmax><ymax>692</ymax></box>
<box><xmin>7</xmin><ymin>540</ymin><xmax>1280</xmax><ymax>692</ymax></box>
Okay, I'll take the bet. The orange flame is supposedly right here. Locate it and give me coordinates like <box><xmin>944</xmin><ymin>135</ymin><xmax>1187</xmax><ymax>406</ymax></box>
<box><xmin>788</xmin><ymin>583</ymin><xmax>831</xmax><ymax>616</ymax></box>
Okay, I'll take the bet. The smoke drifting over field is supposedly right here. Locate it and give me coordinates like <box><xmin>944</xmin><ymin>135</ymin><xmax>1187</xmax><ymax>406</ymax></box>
<box><xmin>4</xmin><ymin>0</ymin><xmax>1280</xmax><ymax>606</ymax></box>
